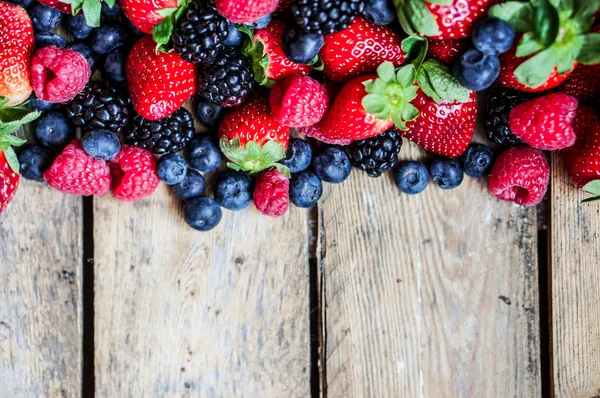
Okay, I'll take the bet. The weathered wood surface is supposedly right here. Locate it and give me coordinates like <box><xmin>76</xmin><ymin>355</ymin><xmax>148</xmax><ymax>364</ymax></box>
<box><xmin>93</xmin><ymin>184</ymin><xmax>311</xmax><ymax>397</ymax></box>
<box><xmin>318</xmin><ymin>142</ymin><xmax>541</xmax><ymax>398</ymax></box>
<box><xmin>0</xmin><ymin>126</ymin><xmax>83</xmax><ymax>397</ymax></box>
<box><xmin>551</xmin><ymin>154</ymin><xmax>600</xmax><ymax>398</ymax></box>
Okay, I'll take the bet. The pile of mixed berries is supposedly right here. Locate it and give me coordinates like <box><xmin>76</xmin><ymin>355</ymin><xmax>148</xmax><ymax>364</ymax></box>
<box><xmin>1</xmin><ymin>0</ymin><xmax>600</xmax><ymax>231</ymax></box>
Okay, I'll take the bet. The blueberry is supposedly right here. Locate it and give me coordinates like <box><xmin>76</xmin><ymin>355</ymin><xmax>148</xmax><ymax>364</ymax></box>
<box><xmin>67</xmin><ymin>14</ymin><xmax>94</xmax><ymax>40</ymax></box>
<box><xmin>88</xmin><ymin>22</ymin><xmax>126</xmax><ymax>54</ymax></box>
<box><xmin>461</xmin><ymin>143</ymin><xmax>495</xmax><ymax>178</ymax></box>
<box><xmin>172</xmin><ymin>169</ymin><xmax>206</xmax><ymax>200</ymax></box>
<box><xmin>25</xmin><ymin>92</ymin><xmax>55</xmax><ymax>112</ymax></box>
<box><xmin>104</xmin><ymin>47</ymin><xmax>127</xmax><ymax>82</ymax></box>
<box><xmin>245</xmin><ymin>14</ymin><xmax>271</xmax><ymax>29</ymax></box>
<box><xmin>7</xmin><ymin>0</ymin><xmax>34</xmax><ymax>9</ymax></box>
<box><xmin>29</xmin><ymin>3</ymin><xmax>62</xmax><ymax>32</ymax></box>
<box><xmin>281</xmin><ymin>139</ymin><xmax>312</xmax><ymax>173</ymax></box>
<box><xmin>312</xmin><ymin>146</ymin><xmax>352</xmax><ymax>184</ymax></box>
<box><xmin>472</xmin><ymin>17</ymin><xmax>515</xmax><ymax>55</ymax></box>
<box><xmin>101</xmin><ymin>0</ymin><xmax>123</xmax><ymax>16</ymax></box>
<box><xmin>187</xmin><ymin>136</ymin><xmax>223</xmax><ymax>173</ymax></box>
<box><xmin>154</xmin><ymin>153</ymin><xmax>188</xmax><ymax>185</ymax></box>
<box><xmin>195</xmin><ymin>97</ymin><xmax>225</xmax><ymax>128</ymax></box>
<box><xmin>70</xmin><ymin>42</ymin><xmax>98</xmax><ymax>71</ymax></box>
<box><xmin>35</xmin><ymin>111</ymin><xmax>75</xmax><ymax>151</ymax></box>
<box><xmin>394</xmin><ymin>161</ymin><xmax>429</xmax><ymax>195</ymax></box>
<box><xmin>126</xmin><ymin>20</ymin><xmax>145</xmax><ymax>40</ymax></box>
<box><xmin>35</xmin><ymin>31</ymin><xmax>66</xmax><ymax>48</ymax></box>
<box><xmin>223</xmin><ymin>24</ymin><xmax>244</xmax><ymax>47</ymax></box>
<box><xmin>430</xmin><ymin>158</ymin><xmax>464</xmax><ymax>189</ymax></box>
<box><xmin>453</xmin><ymin>49</ymin><xmax>500</xmax><ymax>91</ymax></box>
<box><xmin>18</xmin><ymin>144</ymin><xmax>54</xmax><ymax>181</ymax></box>
<box><xmin>214</xmin><ymin>170</ymin><xmax>254</xmax><ymax>210</ymax></box>
<box><xmin>81</xmin><ymin>129</ymin><xmax>121</xmax><ymax>161</ymax></box>
<box><xmin>290</xmin><ymin>171</ymin><xmax>323</xmax><ymax>208</ymax></box>
<box><xmin>283</xmin><ymin>26</ymin><xmax>324</xmax><ymax>64</ymax></box>
<box><xmin>183</xmin><ymin>197</ymin><xmax>222</xmax><ymax>231</ymax></box>
<box><xmin>362</xmin><ymin>0</ymin><xmax>396</xmax><ymax>25</ymax></box>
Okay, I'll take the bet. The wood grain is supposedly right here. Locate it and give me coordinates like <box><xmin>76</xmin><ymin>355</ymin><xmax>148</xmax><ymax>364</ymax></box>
<box><xmin>0</xmin><ymin>127</ymin><xmax>83</xmax><ymax>397</ymax></box>
<box><xmin>93</xmin><ymin>184</ymin><xmax>311</xmax><ymax>397</ymax></box>
<box><xmin>551</xmin><ymin>153</ymin><xmax>600</xmax><ymax>398</ymax></box>
<box><xmin>318</xmin><ymin>142</ymin><xmax>541</xmax><ymax>398</ymax></box>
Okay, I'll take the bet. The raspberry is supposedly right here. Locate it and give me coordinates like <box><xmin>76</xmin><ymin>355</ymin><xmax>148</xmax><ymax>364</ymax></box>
<box><xmin>44</xmin><ymin>140</ymin><xmax>112</xmax><ymax>196</ymax></box>
<box><xmin>110</xmin><ymin>145</ymin><xmax>159</xmax><ymax>202</ymax></box>
<box><xmin>253</xmin><ymin>168</ymin><xmax>289</xmax><ymax>217</ymax></box>
<box><xmin>31</xmin><ymin>46</ymin><xmax>91</xmax><ymax>103</ymax></box>
<box><xmin>508</xmin><ymin>93</ymin><xmax>578</xmax><ymax>150</ymax></box>
<box><xmin>270</xmin><ymin>75</ymin><xmax>329</xmax><ymax>128</ymax></box>
<box><xmin>488</xmin><ymin>146</ymin><xmax>550</xmax><ymax>207</ymax></box>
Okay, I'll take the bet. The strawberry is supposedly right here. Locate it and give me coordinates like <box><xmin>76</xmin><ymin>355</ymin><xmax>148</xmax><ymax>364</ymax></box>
<box><xmin>121</xmin><ymin>0</ymin><xmax>177</xmax><ymax>34</ymax></box>
<box><xmin>126</xmin><ymin>35</ymin><xmax>197</xmax><ymax>120</ymax></box>
<box><xmin>560</xmin><ymin>25</ymin><xmax>600</xmax><ymax>101</ymax></box>
<box><xmin>508</xmin><ymin>93</ymin><xmax>578</xmax><ymax>151</ymax></box>
<box><xmin>298</xmin><ymin>124</ymin><xmax>353</xmax><ymax>146</ymax></box>
<box><xmin>0</xmin><ymin>149</ymin><xmax>19</xmax><ymax>215</ymax></box>
<box><xmin>427</xmin><ymin>38</ymin><xmax>469</xmax><ymax>64</ymax></box>
<box><xmin>219</xmin><ymin>93</ymin><xmax>291</xmax><ymax>175</ymax></box>
<box><xmin>243</xmin><ymin>20</ymin><xmax>312</xmax><ymax>87</ymax></box>
<box><xmin>215</xmin><ymin>0</ymin><xmax>278</xmax><ymax>24</ymax></box>
<box><xmin>270</xmin><ymin>75</ymin><xmax>329</xmax><ymax>128</ymax></box>
<box><xmin>319</xmin><ymin>16</ymin><xmax>406</xmax><ymax>83</ymax></box>
<box><xmin>563</xmin><ymin>106</ymin><xmax>600</xmax><ymax>188</ymax></box>
<box><xmin>36</xmin><ymin>0</ymin><xmax>105</xmax><ymax>27</ymax></box>
<box><xmin>275</xmin><ymin>0</ymin><xmax>291</xmax><ymax>12</ymax></box>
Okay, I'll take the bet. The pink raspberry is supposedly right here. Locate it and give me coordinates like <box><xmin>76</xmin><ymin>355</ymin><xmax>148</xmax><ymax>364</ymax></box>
<box><xmin>110</xmin><ymin>145</ymin><xmax>160</xmax><ymax>202</ymax></box>
<box><xmin>270</xmin><ymin>75</ymin><xmax>329</xmax><ymax>128</ymax></box>
<box><xmin>253</xmin><ymin>168</ymin><xmax>289</xmax><ymax>217</ymax></box>
<box><xmin>44</xmin><ymin>140</ymin><xmax>112</xmax><ymax>196</ymax></box>
<box><xmin>31</xmin><ymin>46</ymin><xmax>91</xmax><ymax>103</ymax></box>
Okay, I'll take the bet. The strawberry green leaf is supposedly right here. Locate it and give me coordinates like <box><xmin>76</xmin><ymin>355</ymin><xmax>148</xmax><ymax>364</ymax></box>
<box><xmin>273</xmin><ymin>163</ymin><xmax>291</xmax><ymax>179</ymax></box>
<box><xmin>403</xmin><ymin>0</ymin><xmax>441</xmax><ymax>37</ymax></box>
<box><xmin>416</xmin><ymin>69</ymin><xmax>441</xmax><ymax>103</ymax></box>
<box><xmin>378</xmin><ymin>62</ymin><xmax>396</xmax><ymax>83</ymax></box>
<box><xmin>533</xmin><ymin>0</ymin><xmax>559</xmax><ymax>47</ymax></box>
<box><xmin>392</xmin><ymin>113</ymin><xmax>407</xmax><ymax>131</ymax></box>
<box><xmin>243</xmin><ymin>37</ymin><xmax>272</xmax><ymax>86</ymax></box>
<box><xmin>396</xmin><ymin>64</ymin><xmax>416</xmax><ymax>89</ymax></box>
<box><xmin>421</xmin><ymin>59</ymin><xmax>471</xmax><ymax>103</ymax></box>
<box><xmin>0</xmin><ymin>134</ymin><xmax>26</xmax><ymax>147</ymax></box>
<box><xmin>82</xmin><ymin>0</ymin><xmax>101</xmax><ymax>27</ymax></box>
<box><xmin>104</xmin><ymin>0</ymin><xmax>115</xmax><ymax>7</ymax></box>
<box><xmin>362</xmin><ymin>94</ymin><xmax>387</xmax><ymax>114</ymax></box>
<box><xmin>236</xmin><ymin>24</ymin><xmax>254</xmax><ymax>38</ymax></box>
<box><xmin>3</xmin><ymin>146</ymin><xmax>19</xmax><ymax>174</ymax></box>
<box><xmin>516</xmin><ymin>32</ymin><xmax>545</xmax><ymax>57</ymax></box>
<box><xmin>401</xmin><ymin>35</ymin><xmax>428</xmax><ymax>70</ymax></box>
<box><xmin>156</xmin><ymin>7</ymin><xmax>177</xmax><ymax>17</ymax></box>
<box><xmin>514</xmin><ymin>47</ymin><xmax>558</xmax><ymax>88</ymax></box>
<box><xmin>0</xmin><ymin>97</ymin><xmax>8</xmax><ymax>108</ymax></box>
<box><xmin>572</xmin><ymin>0</ymin><xmax>600</xmax><ymax>19</ymax></box>
<box><xmin>488</xmin><ymin>2</ymin><xmax>534</xmax><ymax>32</ymax></box>
<box><xmin>394</xmin><ymin>3</ymin><xmax>416</xmax><ymax>36</ymax></box>
<box><xmin>227</xmin><ymin>162</ymin><xmax>243</xmax><ymax>171</ymax></box>
<box><xmin>401</xmin><ymin>103</ymin><xmax>419</xmax><ymax>122</ymax></box>
<box><xmin>220</xmin><ymin>137</ymin><xmax>286</xmax><ymax>174</ymax></box>
<box><xmin>581</xmin><ymin>195</ymin><xmax>600</xmax><ymax>203</ymax></box>
<box><xmin>153</xmin><ymin>17</ymin><xmax>174</xmax><ymax>47</ymax></box>
<box><xmin>577</xmin><ymin>33</ymin><xmax>600</xmax><ymax>64</ymax></box>
<box><xmin>556</xmin><ymin>36</ymin><xmax>583</xmax><ymax>73</ymax></box>
<box><xmin>583</xmin><ymin>180</ymin><xmax>600</xmax><ymax>196</ymax></box>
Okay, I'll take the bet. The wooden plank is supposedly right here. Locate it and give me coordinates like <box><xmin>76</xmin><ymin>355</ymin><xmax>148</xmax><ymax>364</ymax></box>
<box><xmin>93</xmin><ymin>184</ymin><xmax>311</xmax><ymax>397</ymax></box>
<box><xmin>0</xmin><ymin>126</ymin><xmax>83</xmax><ymax>397</ymax></box>
<box><xmin>319</xmin><ymin>142</ymin><xmax>541</xmax><ymax>397</ymax></box>
<box><xmin>551</xmin><ymin>154</ymin><xmax>600</xmax><ymax>398</ymax></box>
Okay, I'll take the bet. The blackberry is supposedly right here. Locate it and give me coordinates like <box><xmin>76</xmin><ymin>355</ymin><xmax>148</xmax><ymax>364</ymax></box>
<box><xmin>348</xmin><ymin>128</ymin><xmax>402</xmax><ymax>177</ymax></box>
<box><xmin>484</xmin><ymin>88</ymin><xmax>534</xmax><ymax>146</ymax></box>
<box><xmin>291</xmin><ymin>0</ymin><xmax>365</xmax><ymax>35</ymax></box>
<box><xmin>128</xmin><ymin>108</ymin><xmax>195</xmax><ymax>154</ymax></box>
<box><xmin>172</xmin><ymin>0</ymin><xmax>230</xmax><ymax>65</ymax></box>
<box><xmin>67</xmin><ymin>82</ymin><xmax>131</xmax><ymax>134</ymax></box>
<box><xmin>197</xmin><ymin>49</ymin><xmax>254</xmax><ymax>108</ymax></box>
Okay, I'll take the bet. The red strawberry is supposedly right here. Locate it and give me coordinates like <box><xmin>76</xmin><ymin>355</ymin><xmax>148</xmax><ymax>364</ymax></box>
<box><xmin>508</xmin><ymin>93</ymin><xmax>578</xmax><ymax>150</ymax></box>
<box><xmin>126</xmin><ymin>35</ymin><xmax>197</xmax><ymax>120</ymax></box>
<box><xmin>298</xmin><ymin>124</ymin><xmax>353</xmax><ymax>146</ymax></box>
<box><xmin>560</xmin><ymin>25</ymin><xmax>600</xmax><ymax>101</ymax></box>
<box><xmin>215</xmin><ymin>0</ymin><xmax>278</xmax><ymax>24</ymax></box>
<box><xmin>253</xmin><ymin>168</ymin><xmax>289</xmax><ymax>218</ymax></box>
<box><xmin>270</xmin><ymin>75</ymin><xmax>329</xmax><ymax>128</ymax></box>
<box><xmin>244</xmin><ymin>20</ymin><xmax>312</xmax><ymax>86</ymax></box>
<box><xmin>121</xmin><ymin>0</ymin><xmax>177</xmax><ymax>34</ymax></box>
<box><xmin>0</xmin><ymin>149</ymin><xmax>19</xmax><ymax>215</ymax></box>
<box><xmin>319</xmin><ymin>16</ymin><xmax>406</xmax><ymax>83</ymax></box>
<box><xmin>110</xmin><ymin>145</ymin><xmax>159</xmax><ymax>202</ymax></box>
<box><xmin>427</xmin><ymin>38</ymin><xmax>469</xmax><ymax>64</ymax></box>
<box><xmin>275</xmin><ymin>0</ymin><xmax>291</xmax><ymax>12</ymax></box>
<box><xmin>563</xmin><ymin>106</ymin><xmax>600</xmax><ymax>188</ymax></box>
<box><xmin>219</xmin><ymin>93</ymin><xmax>290</xmax><ymax>175</ymax></box>
<box><xmin>36</xmin><ymin>0</ymin><xmax>103</xmax><ymax>27</ymax></box>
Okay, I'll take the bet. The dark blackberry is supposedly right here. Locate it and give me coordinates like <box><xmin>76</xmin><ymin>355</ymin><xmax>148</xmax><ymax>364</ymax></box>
<box><xmin>172</xmin><ymin>0</ymin><xmax>231</xmax><ymax>65</ymax></box>
<box><xmin>348</xmin><ymin>128</ymin><xmax>402</xmax><ymax>177</ymax></box>
<box><xmin>484</xmin><ymin>88</ymin><xmax>534</xmax><ymax>146</ymax></box>
<box><xmin>291</xmin><ymin>0</ymin><xmax>365</xmax><ymax>35</ymax></box>
<box><xmin>128</xmin><ymin>108</ymin><xmax>195</xmax><ymax>154</ymax></box>
<box><xmin>197</xmin><ymin>49</ymin><xmax>255</xmax><ymax>108</ymax></box>
<box><xmin>67</xmin><ymin>82</ymin><xmax>131</xmax><ymax>134</ymax></box>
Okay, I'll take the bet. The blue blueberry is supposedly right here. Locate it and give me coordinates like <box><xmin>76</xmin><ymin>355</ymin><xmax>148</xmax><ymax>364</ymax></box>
<box><xmin>156</xmin><ymin>153</ymin><xmax>188</xmax><ymax>185</ymax></box>
<box><xmin>394</xmin><ymin>161</ymin><xmax>429</xmax><ymax>195</ymax></box>
<box><xmin>29</xmin><ymin>3</ymin><xmax>62</xmax><ymax>32</ymax></box>
<box><xmin>25</xmin><ymin>92</ymin><xmax>55</xmax><ymax>112</ymax></box>
<box><xmin>430</xmin><ymin>158</ymin><xmax>464</xmax><ymax>189</ymax></box>
<box><xmin>472</xmin><ymin>17</ymin><xmax>515</xmax><ymax>55</ymax></box>
<box><xmin>362</xmin><ymin>0</ymin><xmax>396</xmax><ymax>25</ymax></box>
<box><xmin>281</xmin><ymin>139</ymin><xmax>312</xmax><ymax>174</ymax></box>
<box><xmin>101</xmin><ymin>0</ymin><xmax>122</xmax><ymax>16</ymax></box>
<box><xmin>196</xmin><ymin>97</ymin><xmax>225</xmax><ymax>128</ymax></box>
<box><xmin>312</xmin><ymin>146</ymin><xmax>352</xmax><ymax>184</ymax></box>
<box><xmin>88</xmin><ymin>22</ymin><xmax>126</xmax><ymax>54</ymax></box>
<box><xmin>7</xmin><ymin>0</ymin><xmax>34</xmax><ymax>10</ymax></box>
<box><xmin>81</xmin><ymin>129</ymin><xmax>121</xmax><ymax>161</ymax></box>
<box><xmin>461</xmin><ymin>143</ymin><xmax>495</xmax><ymax>178</ymax></box>
<box><xmin>70</xmin><ymin>42</ymin><xmax>98</xmax><ymax>71</ymax></box>
<box><xmin>223</xmin><ymin>24</ymin><xmax>244</xmax><ymax>47</ymax></box>
<box><xmin>104</xmin><ymin>47</ymin><xmax>127</xmax><ymax>82</ymax></box>
<box><xmin>290</xmin><ymin>171</ymin><xmax>323</xmax><ymax>208</ymax></box>
<box><xmin>183</xmin><ymin>197</ymin><xmax>222</xmax><ymax>231</ymax></box>
<box><xmin>187</xmin><ymin>136</ymin><xmax>223</xmax><ymax>173</ymax></box>
<box><xmin>18</xmin><ymin>144</ymin><xmax>54</xmax><ymax>181</ymax></box>
<box><xmin>172</xmin><ymin>169</ymin><xmax>206</xmax><ymax>200</ymax></box>
<box><xmin>214</xmin><ymin>170</ymin><xmax>254</xmax><ymax>210</ymax></box>
<box><xmin>68</xmin><ymin>14</ymin><xmax>95</xmax><ymax>40</ymax></box>
<box><xmin>35</xmin><ymin>111</ymin><xmax>75</xmax><ymax>151</ymax></box>
<box><xmin>283</xmin><ymin>26</ymin><xmax>324</xmax><ymax>64</ymax></box>
<box><xmin>35</xmin><ymin>31</ymin><xmax>66</xmax><ymax>48</ymax></box>
<box><xmin>453</xmin><ymin>49</ymin><xmax>500</xmax><ymax>91</ymax></box>
<box><xmin>245</xmin><ymin>14</ymin><xmax>271</xmax><ymax>29</ymax></box>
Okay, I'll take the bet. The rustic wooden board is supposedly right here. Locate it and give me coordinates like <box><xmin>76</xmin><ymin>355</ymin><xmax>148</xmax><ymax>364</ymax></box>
<box><xmin>93</xmin><ymin>184</ymin><xmax>311</xmax><ymax>397</ymax></box>
<box><xmin>0</xmin><ymin>127</ymin><xmax>83</xmax><ymax>397</ymax></box>
<box><xmin>318</xmin><ymin>142</ymin><xmax>541</xmax><ymax>397</ymax></box>
<box><xmin>551</xmin><ymin>154</ymin><xmax>600</xmax><ymax>398</ymax></box>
